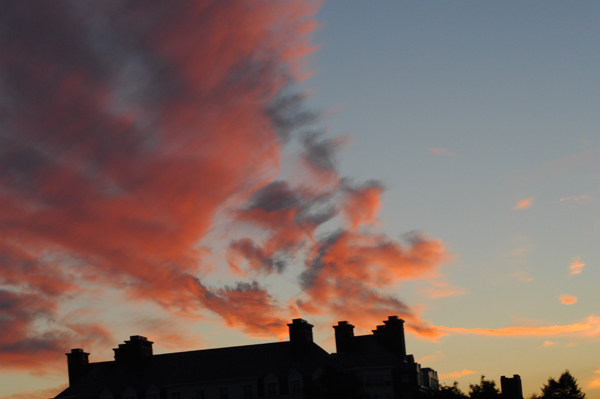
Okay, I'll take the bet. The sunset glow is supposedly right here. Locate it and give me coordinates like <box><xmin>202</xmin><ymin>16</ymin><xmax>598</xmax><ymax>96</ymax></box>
<box><xmin>1</xmin><ymin>1</ymin><xmax>600</xmax><ymax>399</ymax></box>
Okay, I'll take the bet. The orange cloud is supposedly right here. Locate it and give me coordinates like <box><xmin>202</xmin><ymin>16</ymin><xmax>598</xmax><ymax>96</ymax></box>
<box><xmin>439</xmin><ymin>369</ymin><xmax>477</xmax><ymax>380</ymax></box>
<box><xmin>429</xmin><ymin>148</ymin><xmax>458</xmax><ymax>158</ymax></box>
<box><xmin>421</xmin><ymin>281</ymin><xmax>466</xmax><ymax>298</ymax></box>
<box><xmin>440</xmin><ymin>316</ymin><xmax>600</xmax><ymax>337</ymax></box>
<box><xmin>560</xmin><ymin>294</ymin><xmax>578</xmax><ymax>305</ymax></box>
<box><xmin>341</xmin><ymin>181</ymin><xmax>384</xmax><ymax>230</ymax></box>
<box><xmin>511</xmin><ymin>271</ymin><xmax>534</xmax><ymax>282</ymax></box>
<box><xmin>513</xmin><ymin>197</ymin><xmax>533</xmax><ymax>210</ymax></box>
<box><xmin>587</xmin><ymin>368</ymin><xmax>600</xmax><ymax>390</ymax></box>
<box><xmin>418</xmin><ymin>350</ymin><xmax>445</xmax><ymax>364</ymax></box>
<box><xmin>540</xmin><ymin>340</ymin><xmax>556</xmax><ymax>347</ymax></box>
<box><xmin>297</xmin><ymin>230</ymin><xmax>451</xmax><ymax>339</ymax></box>
<box><xmin>570</xmin><ymin>257</ymin><xmax>585</xmax><ymax>275</ymax></box>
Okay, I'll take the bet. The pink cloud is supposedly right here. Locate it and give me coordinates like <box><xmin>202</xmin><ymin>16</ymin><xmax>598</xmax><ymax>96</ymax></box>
<box><xmin>513</xmin><ymin>197</ymin><xmax>533</xmax><ymax>210</ymax></box>
<box><xmin>559</xmin><ymin>294</ymin><xmax>578</xmax><ymax>305</ymax></box>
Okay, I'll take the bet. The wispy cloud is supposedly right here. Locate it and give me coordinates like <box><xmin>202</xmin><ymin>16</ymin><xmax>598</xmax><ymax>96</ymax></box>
<box><xmin>418</xmin><ymin>350</ymin><xmax>445</xmax><ymax>364</ymax></box>
<box><xmin>559</xmin><ymin>196</ymin><xmax>591</xmax><ymax>204</ymax></box>
<box><xmin>540</xmin><ymin>341</ymin><xmax>578</xmax><ymax>348</ymax></box>
<box><xmin>421</xmin><ymin>281</ymin><xmax>466</xmax><ymax>299</ymax></box>
<box><xmin>439</xmin><ymin>369</ymin><xmax>477</xmax><ymax>380</ymax></box>
<box><xmin>440</xmin><ymin>316</ymin><xmax>600</xmax><ymax>337</ymax></box>
<box><xmin>510</xmin><ymin>271</ymin><xmax>534</xmax><ymax>282</ymax></box>
<box><xmin>429</xmin><ymin>148</ymin><xmax>458</xmax><ymax>158</ymax></box>
<box><xmin>559</xmin><ymin>294</ymin><xmax>578</xmax><ymax>305</ymax></box>
<box><xmin>587</xmin><ymin>368</ymin><xmax>600</xmax><ymax>390</ymax></box>
<box><xmin>570</xmin><ymin>257</ymin><xmax>585</xmax><ymax>275</ymax></box>
<box><xmin>513</xmin><ymin>198</ymin><xmax>533</xmax><ymax>210</ymax></box>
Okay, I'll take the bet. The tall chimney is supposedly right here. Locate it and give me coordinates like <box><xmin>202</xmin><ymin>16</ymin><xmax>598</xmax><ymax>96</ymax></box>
<box><xmin>66</xmin><ymin>348</ymin><xmax>89</xmax><ymax>386</ymax></box>
<box><xmin>287</xmin><ymin>319</ymin><xmax>313</xmax><ymax>355</ymax></box>
<box><xmin>333</xmin><ymin>321</ymin><xmax>355</xmax><ymax>353</ymax></box>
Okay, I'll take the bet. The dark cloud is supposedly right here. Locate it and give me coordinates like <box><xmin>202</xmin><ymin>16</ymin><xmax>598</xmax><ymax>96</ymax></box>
<box><xmin>301</xmin><ymin>131</ymin><xmax>345</xmax><ymax>172</ymax></box>
<box><xmin>266</xmin><ymin>92</ymin><xmax>320</xmax><ymax>141</ymax></box>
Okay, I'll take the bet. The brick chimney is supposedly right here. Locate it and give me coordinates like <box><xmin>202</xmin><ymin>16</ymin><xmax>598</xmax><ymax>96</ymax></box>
<box><xmin>288</xmin><ymin>319</ymin><xmax>313</xmax><ymax>355</ymax></box>
<box><xmin>66</xmin><ymin>348</ymin><xmax>89</xmax><ymax>386</ymax></box>
<box><xmin>113</xmin><ymin>335</ymin><xmax>153</xmax><ymax>364</ymax></box>
<box><xmin>333</xmin><ymin>321</ymin><xmax>355</xmax><ymax>353</ymax></box>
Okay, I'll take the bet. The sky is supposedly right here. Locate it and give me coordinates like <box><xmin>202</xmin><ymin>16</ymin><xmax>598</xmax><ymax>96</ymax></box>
<box><xmin>1</xmin><ymin>1</ymin><xmax>599</xmax><ymax>398</ymax></box>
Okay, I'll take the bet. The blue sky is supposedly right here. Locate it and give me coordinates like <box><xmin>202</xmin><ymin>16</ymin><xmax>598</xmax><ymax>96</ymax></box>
<box><xmin>306</xmin><ymin>1</ymin><xmax>600</xmax><ymax>395</ymax></box>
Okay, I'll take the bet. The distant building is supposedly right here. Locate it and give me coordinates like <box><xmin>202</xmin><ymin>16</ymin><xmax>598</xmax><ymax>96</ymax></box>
<box><xmin>501</xmin><ymin>375</ymin><xmax>523</xmax><ymax>399</ymax></box>
<box><xmin>55</xmin><ymin>317</ymin><xmax>438</xmax><ymax>399</ymax></box>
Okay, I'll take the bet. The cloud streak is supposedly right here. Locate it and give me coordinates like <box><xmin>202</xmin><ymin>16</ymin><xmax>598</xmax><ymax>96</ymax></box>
<box><xmin>439</xmin><ymin>369</ymin><xmax>477</xmax><ymax>380</ymax></box>
<box><xmin>513</xmin><ymin>197</ymin><xmax>533</xmax><ymax>210</ymax></box>
<box><xmin>569</xmin><ymin>257</ymin><xmax>585</xmax><ymax>275</ymax></box>
<box><xmin>440</xmin><ymin>316</ymin><xmax>600</xmax><ymax>337</ymax></box>
<box><xmin>559</xmin><ymin>294</ymin><xmax>578</xmax><ymax>305</ymax></box>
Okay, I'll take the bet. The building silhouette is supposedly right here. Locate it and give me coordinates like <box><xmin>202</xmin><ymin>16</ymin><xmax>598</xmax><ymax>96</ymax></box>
<box><xmin>500</xmin><ymin>375</ymin><xmax>523</xmax><ymax>399</ymax></box>
<box><xmin>55</xmin><ymin>317</ymin><xmax>438</xmax><ymax>399</ymax></box>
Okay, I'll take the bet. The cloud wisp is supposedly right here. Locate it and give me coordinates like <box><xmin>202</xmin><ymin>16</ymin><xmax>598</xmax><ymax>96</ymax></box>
<box><xmin>513</xmin><ymin>198</ymin><xmax>533</xmax><ymax>210</ymax></box>
<box><xmin>439</xmin><ymin>369</ymin><xmax>477</xmax><ymax>380</ymax></box>
<box><xmin>559</xmin><ymin>294</ymin><xmax>578</xmax><ymax>305</ymax></box>
<box><xmin>440</xmin><ymin>316</ymin><xmax>600</xmax><ymax>337</ymax></box>
<box><xmin>569</xmin><ymin>257</ymin><xmax>585</xmax><ymax>275</ymax></box>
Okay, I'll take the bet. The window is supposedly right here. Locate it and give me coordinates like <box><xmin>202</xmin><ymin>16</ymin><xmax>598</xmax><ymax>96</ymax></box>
<box><xmin>195</xmin><ymin>390</ymin><xmax>204</xmax><ymax>399</ymax></box>
<box><xmin>243</xmin><ymin>385</ymin><xmax>252</xmax><ymax>398</ymax></box>
<box><xmin>219</xmin><ymin>387</ymin><xmax>228</xmax><ymax>399</ymax></box>
<box><xmin>290</xmin><ymin>380</ymin><xmax>301</xmax><ymax>394</ymax></box>
<box><xmin>172</xmin><ymin>392</ymin><xmax>181</xmax><ymax>399</ymax></box>
<box><xmin>266</xmin><ymin>382</ymin><xmax>277</xmax><ymax>396</ymax></box>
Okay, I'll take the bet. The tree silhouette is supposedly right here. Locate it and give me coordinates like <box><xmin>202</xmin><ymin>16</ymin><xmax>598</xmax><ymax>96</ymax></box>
<box><xmin>430</xmin><ymin>381</ymin><xmax>468</xmax><ymax>399</ymax></box>
<box><xmin>538</xmin><ymin>370</ymin><xmax>585</xmax><ymax>399</ymax></box>
<box><xmin>469</xmin><ymin>376</ymin><xmax>500</xmax><ymax>399</ymax></box>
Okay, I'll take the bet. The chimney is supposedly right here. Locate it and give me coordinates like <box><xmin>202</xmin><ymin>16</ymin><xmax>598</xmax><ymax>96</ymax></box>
<box><xmin>501</xmin><ymin>375</ymin><xmax>524</xmax><ymax>399</ymax></box>
<box><xmin>287</xmin><ymin>319</ymin><xmax>313</xmax><ymax>355</ymax></box>
<box><xmin>333</xmin><ymin>321</ymin><xmax>355</xmax><ymax>353</ymax></box>
<box><xmin>66</xmin><ymin>348</ymin><xmax>89</xmax><ymax>386</ymax></box>
<box><xmin>113</xmin><ymin>335</ymin><xmax>154</xmax><ymax>364</ymax></box>
<box><xmin>372</xmin><ymin>316</ymin><xmax>407</xmax><ymax>359</ymax></box>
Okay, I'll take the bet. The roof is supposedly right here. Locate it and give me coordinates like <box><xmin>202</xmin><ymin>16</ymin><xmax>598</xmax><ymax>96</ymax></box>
<box><xmin>56</xmin><ymin>341</ymin><xmax>335</xmax><ymax>399</ymax></box>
